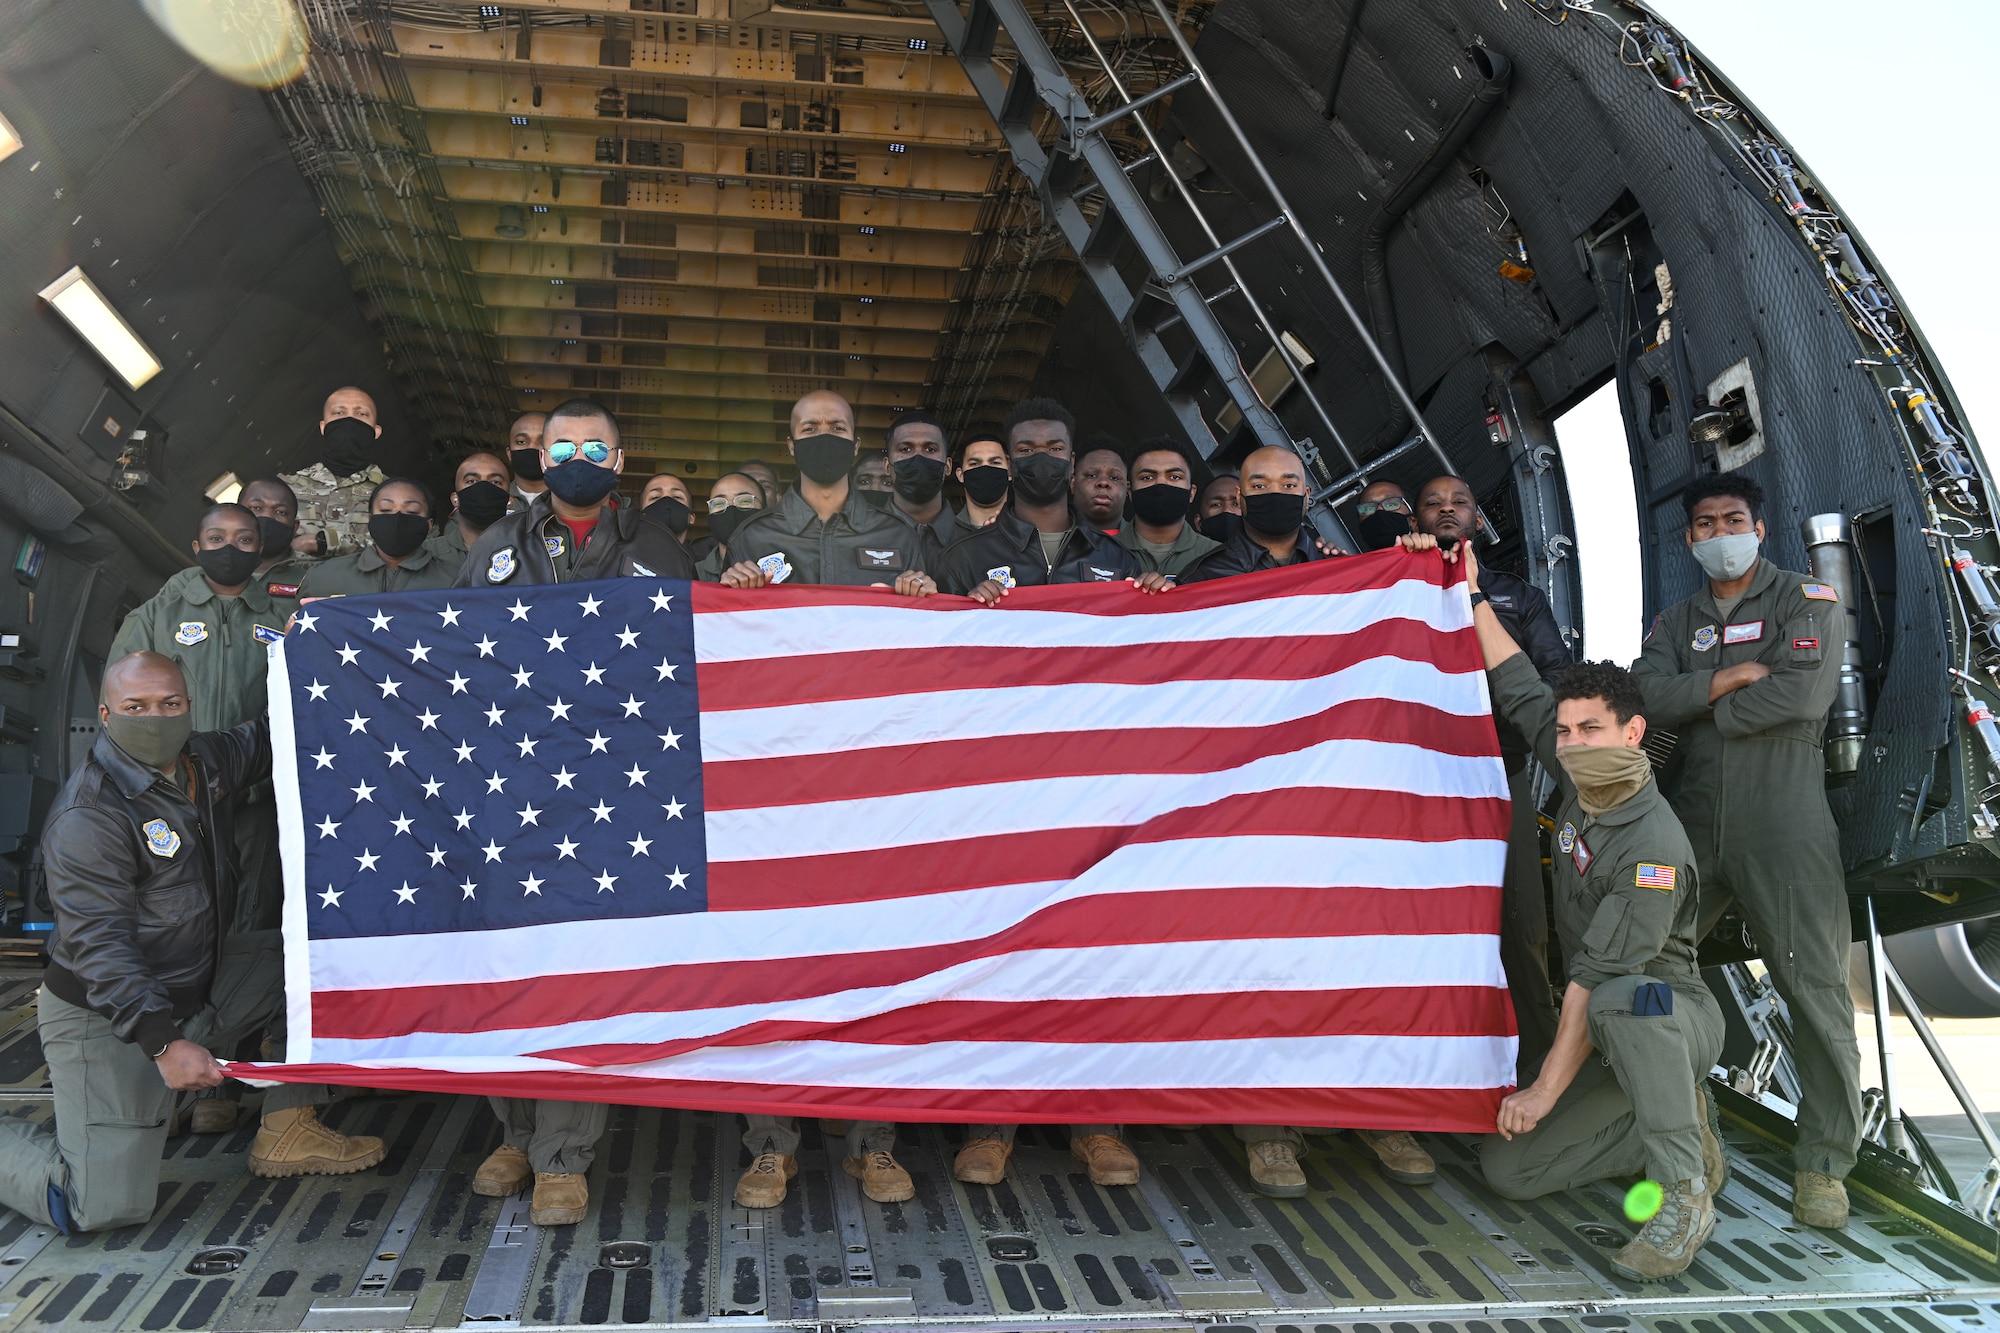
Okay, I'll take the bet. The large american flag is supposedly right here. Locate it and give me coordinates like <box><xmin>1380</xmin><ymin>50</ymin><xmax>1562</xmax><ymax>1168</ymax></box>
<box><xmin>247</xmin><ymin>554</ymin><xmax>1515</xmax><ymax>1131</ymax></box>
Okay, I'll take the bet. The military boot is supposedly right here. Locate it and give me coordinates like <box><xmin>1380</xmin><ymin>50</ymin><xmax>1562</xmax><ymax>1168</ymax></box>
<box><xmin>1610</xmin><ymin>1180</ymin><xmax>1716</xmax><ymax>1281</ymax></box>
<box><xmin>1793</xmin><ymin>1171</ymin><xmax>1849</xmax><ymax>1229</ymax></box>
<box><xmin>190</xmin><ymin>1092</ymin><xmax>242</xmax><ymax>1135</ymax></box>
<box><xmin>735</xmin><ymin>1153</ymin><xmax>797</xmax><ymax>1209</ymax></box>
<box><xmin>530</xmin><ymin>1173</ymin><xmax>588</xmax><ymax>1226</ymax></box>
<box><xmin>953</xmin><ymin>1137</ymin><xmax>1012</xmax><ymax>1185</ymax></box>
<box><xmin>473</xmin><ymin>1144</ymin><xmax>532</xmax><ymax>1197</ymax></box>
<box><xmin>1071</xmin><ymin>1134</ymin><xmax>1140</xmax><ymax>1186</ymax></box>
<box><xmin>249</xmin><ymin>1106</ymin><xmax>386</xmax><ymax>1178</ymax></box>
<box><xmin>1246</xmin><ymin>1141</ymin><xmax>1307</xmax><ymax>1198</ymax></box>
<box><xmin>844</xmin><ymin>1150</ymin><xmax>915</xmax><ymax>1203</ymax></box>
<box><xmin>1356</xmin><ymin>1129</ymin><xmax>1435</xmax><ymax>1185</ymax></box>
<box><xmin>1699</xmin><ymin>1087</ymin><xmax>1729</xmax><ymax>1198</ymax></box>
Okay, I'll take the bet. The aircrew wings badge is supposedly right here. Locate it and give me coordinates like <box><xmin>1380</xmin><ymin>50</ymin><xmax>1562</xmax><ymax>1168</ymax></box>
<box><xmin>142</xmin><ymin>819</ymin><xmax>181</xmax><ymax>858</ymax></box>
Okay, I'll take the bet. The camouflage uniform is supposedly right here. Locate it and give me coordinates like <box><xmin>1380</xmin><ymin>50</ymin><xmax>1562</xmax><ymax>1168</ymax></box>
<box><xmin>278</xmin><ymin>464</ymin><xmax>385</xmax><ymax>560</ymax></box>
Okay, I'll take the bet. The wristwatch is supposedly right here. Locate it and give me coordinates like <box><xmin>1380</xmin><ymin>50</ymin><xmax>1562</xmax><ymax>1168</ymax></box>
<box><xmin>1468</xmin><ymin>590</ymin><xmax>1487</xmax><ymax>606</ymax></box>
<box><xmin>147</xmin><ymin>1039</ymin><xmax>173</xmax><ymax>1060</ymax></box>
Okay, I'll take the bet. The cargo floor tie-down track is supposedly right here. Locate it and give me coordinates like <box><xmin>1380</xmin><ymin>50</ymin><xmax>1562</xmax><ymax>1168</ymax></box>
<box><xmin>0</xmin><ymin>972</ymin><xmax>1988</xmax><ymax>1331</ymax></box>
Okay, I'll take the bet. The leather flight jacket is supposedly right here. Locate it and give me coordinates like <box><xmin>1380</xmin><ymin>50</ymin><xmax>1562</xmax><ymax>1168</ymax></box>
<box><xmin>40</xmin><ymin>723</ymin><xmax>269</xmax><ymax>1052</ymax></box>
<box><xmin>936</xmin><ymin>503</ymin><xmax>1138</xmax><ymax>593</ymax></box>
<box><xmin>456</xmin><ymin>493</ymin><xmax>695</xmax><ymax>587</ymax></box>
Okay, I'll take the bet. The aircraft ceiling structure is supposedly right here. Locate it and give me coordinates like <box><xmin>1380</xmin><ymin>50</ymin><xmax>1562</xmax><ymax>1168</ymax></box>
<box><xmin>268</xmin><ymin>0</ymin><xmax>1118</xmax><ymax>489</ymax></box>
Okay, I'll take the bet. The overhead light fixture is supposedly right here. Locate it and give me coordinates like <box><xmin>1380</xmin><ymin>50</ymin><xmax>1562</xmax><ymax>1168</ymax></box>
<box><xmin>204</xmin><ymin>471</ymin><xmax>242</xmax><ymax>504</ymax></box>
<box><xmin>37</xmin><ymin>266</ymin><xmax>162</xmax><ymax>389</ymax></box>
<box><xmin>0</xmin><ymin>110</ymin><xmax>20</xmax><ymax>164</ymax></box>
<box><xmin>495</xmin><ymin>204</ymin><xmax>528</xmax><ymax>238</ymax></box>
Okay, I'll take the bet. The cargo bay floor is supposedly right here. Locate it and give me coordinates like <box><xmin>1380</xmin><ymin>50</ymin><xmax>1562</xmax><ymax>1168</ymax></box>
<box><xmin>0</xmin><ymin>971</ymin><xmax>1989</xmax><ymax>1332</ymax></box>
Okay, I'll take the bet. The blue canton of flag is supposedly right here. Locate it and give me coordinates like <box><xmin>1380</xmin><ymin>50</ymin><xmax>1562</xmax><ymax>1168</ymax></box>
<box><xmin>275</xmin><ymin>580</ymin><xmax>707</xmax><ymax>940</ymax></box>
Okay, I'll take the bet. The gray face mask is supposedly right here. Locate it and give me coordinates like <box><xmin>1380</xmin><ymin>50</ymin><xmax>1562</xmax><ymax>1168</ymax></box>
<box><xmin>1689</xmin><ymin>530</ymin><xmax>1760</xmax><ymax>582</ymax></box>
<box><xmin>102</xmin><ymin>712</ymin><xmax>193</xmax><ymax>770</ymax></box>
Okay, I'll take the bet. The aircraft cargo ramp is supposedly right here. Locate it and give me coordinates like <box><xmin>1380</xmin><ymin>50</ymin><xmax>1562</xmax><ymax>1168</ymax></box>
<box><xmin>0</xmin><ymin>966</ymin><xmax>1986</xmax><ymax>1333</ymax></box>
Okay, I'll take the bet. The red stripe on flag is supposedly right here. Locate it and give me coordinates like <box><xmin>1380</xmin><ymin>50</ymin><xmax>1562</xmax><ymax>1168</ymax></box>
<box><xmin>531</xmin><ymin>985</ymin><xmax>1514</xmax><ymax>1067</ymax></box>
<box><xmin>702</xmin><ymin>699</ymin><xmax>1500</xmax><ymax>812</ymax></box>
<box><xmin>307</xmin><ymin>884</ymin><xmax>1501</xmax><ymax>1041</ymax></box>
<box><xmin>707</xmin><ymin>789</ymin><xmax>1510</xmax><ymax>911</ymax></box>
<box><xmin>227</xmin><ymin>1064</ymin><xmax>1509</xmax><ymax>1133</ymax></box>
<box><xmin>689</xmin><ymin>547</ymin><xmax>1464</xmax><ymax>617</ymax></box>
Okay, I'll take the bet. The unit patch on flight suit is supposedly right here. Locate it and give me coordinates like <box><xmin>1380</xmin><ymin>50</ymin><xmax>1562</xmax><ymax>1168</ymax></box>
<box><xmin>1558</xmin><ymin>822</ymin><xmax>1576</xmax><ymax>854</ymax></box>
<box><xmin>986</xmin><ymin>566</ymin><xmax>1016</xmax><ymax>589</ymax></box>
<box><xmin>757</xmin><ymin>553</ymin><xmax>793</xmax><ymax>585</ymax></box>
<box><xmin>1794</xmin><ymin>637</ymin><xmax>1820</xmax><ymax>651</ymax></box>
<box><xmin>544</xmin><ymin>535</ymin><xmax>566</xmax><ymax>560</ymax></box>
<box><xmin>1723</xmin><ymin>620</ymin><xmax>1764</xmax><ymax>645</ymax></box>
<box><xmin>487</xmin><ymin>548</ymin><xmax>517</xmax><ymax>583</ymax></box>
<box><xmin>267</xmin><ymin>581</ymin><xmax>300</xmax><ymax>598</ymax></box>
<box><xmin>1571</xmin><ymin>836</ymin><xmax>1593</xmax><ymax>874</ymax></box>
<box><xmin>174</xmin><ymin>621</ymin><xmax>208</xmax><ymax>646</ymax></box>
<box><xmin>1691</xmin><ymin>624</ymin><xmax>1718</xmax><ymax>651</ymax></box>
<box><xmin>142</xmin><ymin>819</ymin><xmax>182</xmax><ymax>858</ymax></box>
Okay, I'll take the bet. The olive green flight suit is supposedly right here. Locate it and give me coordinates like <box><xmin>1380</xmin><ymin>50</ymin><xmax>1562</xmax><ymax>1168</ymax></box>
<box><xmin>420</xmin><ymin>521</ymin><xmax>475</xmax><ymax>579</ymax></box>
<box><xmin>296</xmin><ymin>543</ymin><xmax>458</xmax><ymax>598</ymax></box>
<box><xmin>1632</xmin><ymin>558</ymin><xmax>1861</xmax><ymax>1180</ymax></box>
<box><xmin>110</xmin><ymin>568</ymin><xmax>289</xmax><ymax>934</ymax></box>
<box><xmin>1480</xmin><ymin>655</ymin><xmax>1725</xmax><ymax>1198</ymax></box>
<box><xmin>1114</xmin><ymin>521</ymin><xmax>1221</xmax><ymax>577</ymax></box>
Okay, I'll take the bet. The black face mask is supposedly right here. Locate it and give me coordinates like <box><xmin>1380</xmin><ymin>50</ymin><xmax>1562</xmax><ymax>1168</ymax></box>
<box><xmin>320</xmin><ymin>416</ymin><xmax>375</xmax><ymax>477</ymax></box>
<box><xmin>255</xmin><ymin>516</ymin><xmax>295</xmax><ymax>559</ymax></box>
<box><xmin>891</xmin><ymin>455</ymin><xmax>947</xmax><ymax>505</ymax></box>
<box><xmin>1356</xmin><ymin>508</ymin><xmax>1413</xmax><ymax>551</ymax></box>
<box><xmin>456</xmin><ymin>480</ymin><xmax>511</xmax><ymax>531</ymax></box>
<box><xmin>961</xmin><ymin>464</ymin><xmax>1009</xmax><ymax>507</ymax></box>
<box><xmin>543</xmin><ymin>458</ymin><xmax>622</xmax><ymax>508</ymax></box>
<box><xmin>1010</xmin><ymin>452</ymin><xmax>1071</xmax><ymax>506</ymax></box>
<box><xmin>1244</xmin><ymin>491</ymin><xmax>1306</xmax><ymax>537</ymax></box>
<box><xmin>708</xmin><ymin>505</ymin><xmax>756</xmax><ymax>543</ymax></box>
<box><xmin>509</xmin><ymin>447</ymin><xmax>544</xmax><ymax>482</ymax></box>
<box><xmin>643</xmin><ymin>495</ymin><xmax>691</xmax><ymax>535</ymax></box>
<box><xmin>859</xmin><ymin>487</ymin><xmax>892</xmax><ymax>511</ymax></box>
<box><xmin>1198</xmin><ymin>511</ymin><xmax>1242</xmax><ymax>543</ymax></box>
<box><xmin>369</xmin><ymin>512</ymin><xmax>432</xmax><ymax>559</ymax></box>
<box><xmin>1131</xmin><ymin>483</ymin><xmax>1192</xmax><ymax>528</ymax></box>
<box><xmin>794</xmin><ymin>434</ymin><xmax>857</xmax><ymax>485</ymax></box>
<box><xmin>196</xmin><ymin>544</ymin><xmax>260</xmax><ymax>588</ymax></box>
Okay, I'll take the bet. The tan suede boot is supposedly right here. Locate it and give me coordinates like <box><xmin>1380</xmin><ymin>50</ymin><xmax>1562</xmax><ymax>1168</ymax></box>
<box><xmin>953</xmin><ymin>1137</ymin><xmax>1012</xmax><ymax>1185</ymax></box>
<box><xmin>530</xmin><ymin>1173</ymin><xmax>588</xmax><ymax>1226</ymax></box>
<box><xmin>473</xmin><ymin>1144</ymin><xmax>533</xmax><ymax>1197</ymax></box>
<box><xmin>249</xmin><ymin>1106</ymin><xmax>386</xmax><ymax>1178</ymax></box>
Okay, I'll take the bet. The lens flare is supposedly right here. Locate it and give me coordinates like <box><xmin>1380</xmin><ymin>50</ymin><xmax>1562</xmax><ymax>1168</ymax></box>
<box><xmin>139</xmin><ymin>0</ymin><xmax>310</xmax><ymax>89</ymax></box>
<box><xmin>1624</xmin><ymin>1179</ymin><xmax>1665</xmax><ymax>1224</ymax></box>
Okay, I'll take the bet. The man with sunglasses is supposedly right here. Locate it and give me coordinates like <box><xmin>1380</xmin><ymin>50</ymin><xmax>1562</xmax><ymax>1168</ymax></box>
<box><xmin>455</xmin><ymin>398</ymin><xmax>692</xmax><ymax>590</ymax></box>
<box><xmin>450</xmin><ymin>400</ymin><xmax>690</xmax><ymax>1227</ymax></box>
<box><xmin>1411</xmin><ymin>475</ymin><xmax>1572</xmax><ymax>1083</ymax></box>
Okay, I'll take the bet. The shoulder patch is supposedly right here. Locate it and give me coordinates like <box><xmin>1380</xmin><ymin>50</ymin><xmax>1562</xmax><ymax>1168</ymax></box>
<box><xmin>1802</xmin><ymin>582</ymin><xmax>1838</xmax><ymax>601</ymax></box>
<box><xmin>142</xmin><ymin>819</ymin><xmax>182</xmax><ymax>859</ymax></box>
<box><xmin>174</xmin><ymin>621</ymin><xmax>208</xmax><ymax>646</ymax></box>
<box><xmin>1635</xmin><ymin>863</ymin><xmax>1677</xmax><ymax>891</ymax></box>
<box><xmin>486</xmin><ymin>547</ymin><xmax>517</xmax><ymax>583</ymax></box>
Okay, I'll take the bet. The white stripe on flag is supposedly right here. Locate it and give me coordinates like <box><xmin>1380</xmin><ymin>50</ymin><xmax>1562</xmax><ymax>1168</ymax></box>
<box><xmin>705</xmin><ymin>737</ymin><xmax>1504</xmax><ymax>860</ymax></box>
<box><xmin>700</xmin><ymin>656</ymin><xmax>1483</xmax><ymax>761</ymax></box>
<box><xmin>304</xmin><ymin>1032</ymin><xmax>1518</xmax><ymax>1092</ymax></box>
<box><xmin>693</xmin><ymin>578</ymin><xmax>1470</xmax><ymax>662</ymax></box>
<box><xmin>303</xmin><ymin>933</ymin><xmax>1508</xmax><ymax>1061</ymax></box>
<box><xmin>308</xmin><ymin>833</ymin><xmax>1505</xmax><ymax>991</ymax></box>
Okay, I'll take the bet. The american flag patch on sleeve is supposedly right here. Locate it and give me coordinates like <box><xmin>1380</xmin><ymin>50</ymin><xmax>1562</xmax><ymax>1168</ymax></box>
<box><xmin>1635</xmin><ymin>863</ymin><xmax>1677</xmax><ymax>891</ymax></box>
<box><xmin>1801</xmin><ymin>583</ymin><xmax>1838</xmax><ymax>601</ymax></box>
